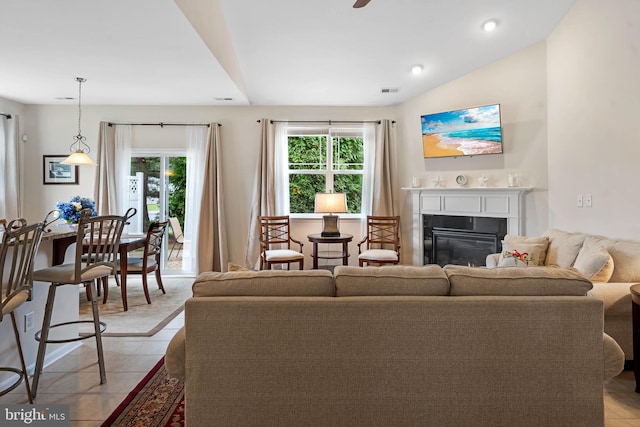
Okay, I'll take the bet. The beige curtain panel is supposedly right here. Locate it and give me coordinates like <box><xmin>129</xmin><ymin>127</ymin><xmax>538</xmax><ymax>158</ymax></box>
<box><xmin>244</xmin><ymin>119</ymin><xmax>280</xmax><ymax>269</ymax></box>
<box><xmin>197</xmin><ymin>123</ymin><xmax>228</xmax><ymax>273</ymax></box>
<box><xmin>372</xmin><ymin>119</ymin><xmax>398</xmax><ymax>216</ymax></box>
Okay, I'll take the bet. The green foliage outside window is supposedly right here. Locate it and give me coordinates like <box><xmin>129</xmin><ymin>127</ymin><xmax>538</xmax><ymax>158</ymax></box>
<box><xmin>288</xmin><ymin>134</ymin><xmax>363</xmax><ymax>214</ymax></box>
<box><xmin>168</xmin><ymin>157</ymin><xmax>186</xmax><ymax>226</ymax></box>
<box><xmin>131</xmin><ymin>156</ymin><xmax>186</xmax><ymax>231</ymax></box>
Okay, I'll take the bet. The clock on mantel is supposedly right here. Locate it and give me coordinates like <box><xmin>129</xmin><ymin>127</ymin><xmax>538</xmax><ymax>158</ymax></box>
<box><xmin>455</xmin><ymin>175</ymin><xmax>467</xmax><ymax>186</ymax></box>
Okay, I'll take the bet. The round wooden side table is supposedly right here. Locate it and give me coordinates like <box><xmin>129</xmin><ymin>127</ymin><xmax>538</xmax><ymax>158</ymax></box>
<box><xmin>307</xmin><ymin>233</ymin><xmax>353</xmax><ymax>269</ymax></box>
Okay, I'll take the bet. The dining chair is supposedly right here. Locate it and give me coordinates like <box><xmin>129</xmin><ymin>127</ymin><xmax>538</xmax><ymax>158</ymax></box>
<box><xmin>108</xmin><ymin>221</ymin><xmax>168</xmax><ymax>308</ymax></box>
<box><xmin>258</xmin><ymin>216</ymin><xmax>304</xmax><ymax>270</ymax></box>
<box><xmin>0</xmin><ymin>218</ymin><xmax>47</xmax><ymax>403</ymax></box>
<box><xmin>31</xmin><ymin>208</ymin><xmax>135</xmax><ymax>397</ymax></box>
<box><xmin>168</xmin><ymin>217</ymin><xmax>184</xmax><ymax>258</ymax></box>
<box><xmin>357</xmin><ymin>215</ymin><xmax>401</xmax><ymax>267</ymax></box>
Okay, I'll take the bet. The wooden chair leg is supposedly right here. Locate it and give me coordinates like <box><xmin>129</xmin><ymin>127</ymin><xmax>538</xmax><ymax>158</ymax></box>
<box><xmin>141</xmin><ymin>274</ymin><xmax>152</xmax><ymax>304</ymax></box>
<box><xmin>155</xmin><ymin>268</ymin><xmax>165</xmax><ymax>294</ymax></box>
<box><xmin>101</xmin><ymin>277</ymin><xmax>109</xmax><ymax>304</ymax></box>
<box><xmin>85</xmin><ymin>282</ymin><xmax>92</xmax><ymax>301</ymax></box>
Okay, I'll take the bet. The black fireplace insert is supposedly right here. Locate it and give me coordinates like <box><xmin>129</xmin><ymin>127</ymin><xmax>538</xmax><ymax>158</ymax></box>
<box><xmin>423</xmin><ymin>215</ymin><xmax>507</xmax><ymax>266</ymax></box>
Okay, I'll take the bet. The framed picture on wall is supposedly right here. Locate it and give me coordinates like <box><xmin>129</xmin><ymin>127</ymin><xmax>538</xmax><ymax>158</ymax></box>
<box><xmin>43</xmin><ymin>155</ymin><xmax>79</xmax><ymax>185</ymax></box>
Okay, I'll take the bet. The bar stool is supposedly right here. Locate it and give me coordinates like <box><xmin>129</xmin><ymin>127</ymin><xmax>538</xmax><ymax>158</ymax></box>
<box><xmin>0</xmin><ymin>218</ymin><xmax>47</xmax><ymax>403</ymax></box>
<box><xmin>31</xmin><ymin>208</ymin><xmax>135</xmax><ymax>397</ymax></box>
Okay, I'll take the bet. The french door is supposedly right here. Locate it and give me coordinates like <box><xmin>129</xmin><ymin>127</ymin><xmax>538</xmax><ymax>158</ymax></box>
<box><xmin>130</xmin><ymin>152</ymin><xmax>191</xmax><ymax>275</ymax></box>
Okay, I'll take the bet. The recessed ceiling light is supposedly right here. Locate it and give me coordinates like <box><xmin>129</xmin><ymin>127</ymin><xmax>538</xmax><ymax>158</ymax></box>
<box><xmin>411</xmin><ymin>64</ymin><xmax>424</xmax><ymax>75</ymax></box>
<box><xmin>483</xmin><ymin>20</ymin><xmax>498</xmax><ymax>32</ymax></box>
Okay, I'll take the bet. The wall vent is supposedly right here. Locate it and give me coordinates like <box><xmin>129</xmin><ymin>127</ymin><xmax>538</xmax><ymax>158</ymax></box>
<box><xmin>380</xmin><ymin>88</ymin><xmax>399</xmax><ymax>94</ymax></box>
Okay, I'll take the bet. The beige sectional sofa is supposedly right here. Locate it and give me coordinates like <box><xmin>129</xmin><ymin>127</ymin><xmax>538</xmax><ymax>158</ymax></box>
<box><xmin>166</xmin><ymin>265</ymin><xmax>623</xmax><ymax>427</ymax></box>
<box><xmin>487</xmin><ymin>228</ymin><xmax>640</xmax><ymax>361</ymax></box>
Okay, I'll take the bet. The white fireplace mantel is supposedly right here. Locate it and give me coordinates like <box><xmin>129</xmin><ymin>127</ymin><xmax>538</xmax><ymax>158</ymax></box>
<box><xmin>402</xmin><ymin>186</ymin><xmax>532</xmax><ymax>265</ymax></box>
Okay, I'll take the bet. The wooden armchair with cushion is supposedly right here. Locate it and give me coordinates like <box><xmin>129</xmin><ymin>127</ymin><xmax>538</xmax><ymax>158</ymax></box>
<box><xmin>357</xmin><ymin>215</ymin><xmax>401</xmax><ymax>267</ymax></box>
<box><xmin>110</xmin><ymin>221</ymin><xmax>168</xmax><ymax>309</ymax></box>
<box><xmin>259</xmin><ymin>216</ymin><xmax>304</xmax><ymax>270</ymax></box>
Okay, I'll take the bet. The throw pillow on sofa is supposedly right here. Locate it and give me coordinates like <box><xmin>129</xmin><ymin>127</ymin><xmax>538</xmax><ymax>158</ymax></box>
<box><xmin>498</xmin><ymin>240</ymin><xmax>549</xmax><ymax>267</ymax></box>
<box><xmin>573</xmin><ymin>247</ymin><xmax>615</xmax><ymax>282</ymax></box>
<box><xmin>502</xmin><ymin>235</ymin><xmax>550</xmax><ymax>264</ymax></box>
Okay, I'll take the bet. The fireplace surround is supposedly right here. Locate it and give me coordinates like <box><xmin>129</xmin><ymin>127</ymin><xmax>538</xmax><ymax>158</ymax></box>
<box><xmin>404</xmin><ymin>186</ymin><xmax>532</xmax><ymax>266</ymax></box>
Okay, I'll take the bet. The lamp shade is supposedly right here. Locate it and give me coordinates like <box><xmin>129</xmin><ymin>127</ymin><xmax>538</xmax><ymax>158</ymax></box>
<box><xmin>314</xmin><ymin>192</ymin><xmax>347</xmax><ymax>214</ymax></box>
<box><xmin>60</xmin><ymin>150</ymin><xmax>97</xmax><ymax>166</ymax></box>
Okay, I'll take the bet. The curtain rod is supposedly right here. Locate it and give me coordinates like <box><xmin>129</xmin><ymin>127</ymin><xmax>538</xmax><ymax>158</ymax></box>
<box><xmin>256</xmin><ymin>119</ymin><xmax>395</xmax><ymax>125</ymax></box>
<box><xmin>107</xmin><ymin>122</ymin><xmax>216</xmax><ymax>128</ymax></box>
<box><xmin>0</xmin><ymin>113</ymin><xmax>12</xmax><ymax>119</ymax></box>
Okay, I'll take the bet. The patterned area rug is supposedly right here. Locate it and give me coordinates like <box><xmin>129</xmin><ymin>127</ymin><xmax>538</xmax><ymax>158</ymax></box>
<box><xmin>78</xmin><ymin>276</ymin><xmax>193</xmax><ymax>336</ymax></box>
<box><xmin>101</xmin><ymin>357</ymin><xmax>185</xmax><ymax>427</ymax></box>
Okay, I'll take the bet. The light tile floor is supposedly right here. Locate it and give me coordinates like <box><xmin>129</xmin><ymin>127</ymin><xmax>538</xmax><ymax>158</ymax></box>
<box><xmin>2</xmin><ymin>311</ymin><xmax>640</xmax><ymax>426</ymax></box>
<box><xmin>0</xmin><ymin>311</ymin><xmax>184</xmax><ymax>427</ymax></box>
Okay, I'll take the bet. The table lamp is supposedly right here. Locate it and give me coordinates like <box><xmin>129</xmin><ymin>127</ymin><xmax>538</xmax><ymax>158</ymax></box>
<box><xmin>315</xmin><ymin>192</ymin><xmax>347</xmax><ymax>237</ymax></box>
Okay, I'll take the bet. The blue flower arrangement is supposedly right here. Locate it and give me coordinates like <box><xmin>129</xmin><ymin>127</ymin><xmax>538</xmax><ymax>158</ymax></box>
<box><xmin>56</xmin><ymin>196</ymin><xmax>97</xmax><ymax>224</ymax></box>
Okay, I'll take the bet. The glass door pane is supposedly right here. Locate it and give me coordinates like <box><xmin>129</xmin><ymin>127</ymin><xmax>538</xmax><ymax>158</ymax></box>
<box><xmin>130</xmin><ymin>155</ymin><xmax>190</xmax><ymax>275</ymax></box>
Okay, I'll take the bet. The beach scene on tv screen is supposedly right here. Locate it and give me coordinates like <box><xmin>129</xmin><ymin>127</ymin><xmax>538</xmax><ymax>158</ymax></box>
<box><xmin>421</xmin><ymin>104</ymin><xmax>503</xmax><ymax>158</ymax></box>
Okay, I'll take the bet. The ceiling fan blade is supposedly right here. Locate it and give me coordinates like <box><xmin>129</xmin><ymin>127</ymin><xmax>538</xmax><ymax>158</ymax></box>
<box><xmin>353</xmin><ymin>0</ymin><xmax>371</xmax><ymax>8</ymax></box>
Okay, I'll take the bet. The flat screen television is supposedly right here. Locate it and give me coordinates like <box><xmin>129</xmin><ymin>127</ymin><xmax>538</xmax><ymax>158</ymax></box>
<box><xmin>421</xmin><ymin>104</ymin><xmax>503</xmax><ymax>158</ymax></box>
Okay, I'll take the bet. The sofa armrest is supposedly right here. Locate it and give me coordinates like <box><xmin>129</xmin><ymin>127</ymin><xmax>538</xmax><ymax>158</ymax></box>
<box><xmin>165</xmin><ymin>326</ymin><xmax>185</xmax><ymax>381</ymax></box>
<box><xmin>603</xmin><ymin>332</ymin><xmax>624</xmax><ymax>380</ymax></box>
<box><xmin>485</xmin><ymin>253</ymin><xmax>500</xmax><ymax>268</ymax></box>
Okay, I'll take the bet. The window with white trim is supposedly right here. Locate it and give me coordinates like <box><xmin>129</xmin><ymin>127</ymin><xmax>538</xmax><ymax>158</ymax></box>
<box><xmin>287</xmin><ymin>126</ymin><xmax>364</xmax><ymax>215</ymax></box>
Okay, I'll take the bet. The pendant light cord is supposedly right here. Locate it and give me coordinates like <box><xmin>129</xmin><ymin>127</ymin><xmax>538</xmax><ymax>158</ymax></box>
<box><xmin>77</xmin><ymin>77</ymin><xmax>83</xmax><ymax>136</ymax></box>
<box><xmin>70</xmin><ymin>77</ymin><xmax>89</xmax><ymax>153</ymax></box>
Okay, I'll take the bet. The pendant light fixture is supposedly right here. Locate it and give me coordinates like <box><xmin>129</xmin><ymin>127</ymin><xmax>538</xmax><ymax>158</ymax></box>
<box><xmin>61</xmin><ymin>77</ymin><xmax>97</xmax><ymax>166</ymax></box>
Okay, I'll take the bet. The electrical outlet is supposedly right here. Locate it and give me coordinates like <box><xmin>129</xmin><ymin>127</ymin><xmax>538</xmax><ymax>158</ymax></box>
<box><xmin>577</xmin><ymin>195</ymin><xmax>583</xmax><ymax>208</ymax></box>
<box><xmin>24</xmin><ymin>312</ymin><xmax>34</xmax><ymax>332</ymax></box>
<box><xmin>585</xmin><ymin>194</ymin><xmax>592</xmax><ymax>207</ymax></box>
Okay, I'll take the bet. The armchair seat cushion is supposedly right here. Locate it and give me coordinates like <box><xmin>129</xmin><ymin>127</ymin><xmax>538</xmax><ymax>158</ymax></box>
<box><xmin>358</xmin><ymin>249</ymin><xmax>398</xmax><ymax>261</ymax></box>
<box><xmin>265</xmin><ymin>249</ymin><xmax>304</xmax><ymax>261</ymax></box>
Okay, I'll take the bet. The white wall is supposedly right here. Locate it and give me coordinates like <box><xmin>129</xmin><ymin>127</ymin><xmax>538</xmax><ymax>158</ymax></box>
<box><xmin>397</xmin><ymin>42</ymin><xmax>550</xmax><ymax>262</ymax></box>
<box><xmin>547</xmin><ymin>0</ymin><xmax>640</xmax><ymax>239</ymax></box>
<box><xmin>21</xmin><ymin>105</ymin><xmax>395</xmax><ymax>268</ymax></box>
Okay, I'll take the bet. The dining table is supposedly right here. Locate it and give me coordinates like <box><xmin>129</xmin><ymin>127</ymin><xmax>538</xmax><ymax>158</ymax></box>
<box><xmin>44</xmin><ymin>224</ymin><xmax>147</xmax><ymax>311</ymax></box>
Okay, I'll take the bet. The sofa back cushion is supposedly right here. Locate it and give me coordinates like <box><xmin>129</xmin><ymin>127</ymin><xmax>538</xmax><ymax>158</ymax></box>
<box><xmin>443</xmin><ymin>265</ymin><xmax>592</xmax><ymax>296</ymax></box>
<box><xmin>334</xmin><ymin>265</ymin><xmax>449</xmax><ymax>296</ymax></box>
<box><xmin>543</xmin><ymin>229</ymin><xmax>587</xmax><ymax>267</ymax></box>
<box><xmin>581</xmin><ymin>235</ymin><xmax>640</xmax><ymax>282</ymax></box>
<box><xmin>192</xmin><ymin>270</ymin><xmax>335</xmax><ymax>297</ymax></box>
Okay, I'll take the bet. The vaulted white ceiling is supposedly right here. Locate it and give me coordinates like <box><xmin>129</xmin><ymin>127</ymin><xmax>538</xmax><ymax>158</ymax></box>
<box><xmin>0</xmin><ymin>0</ymin><xmax>576</xmax><ymax>106</ymax></box>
